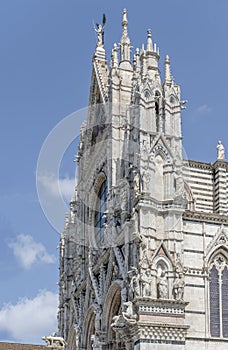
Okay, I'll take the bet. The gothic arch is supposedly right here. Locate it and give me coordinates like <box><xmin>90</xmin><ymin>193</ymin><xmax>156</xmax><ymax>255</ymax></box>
<box><xmin>93</xmin><ymin>171</ymin><xmax>107</xmax><ymax>195</ymax></box>
<box><xmin>140</xmin><ymin>78</ymin><xmax>153</xmax><ymax>100</ymax></box>
<box><xmin>154</xmin><ymin>89</ymin><xmax>162</xmax><ymax>98</ymax></box>
<box><xmin>152</xmin><ymin>242</ymin><xmax>173</xmax><ymax>299</ymax></box>
<box><xmin>207</xmin><ymin>247</ymin><xmax>228</xmax><ymax>338</ymax></box>
<box><xmin>150</xmin><ymin>140</ymin><xmax>172</xmax><ymax>163</ymax></box>
<box><xmin>169</xmin><ymin>95</ymin><xmax>176</xmax><ymax>104</ymax></box>
<box><xmin>152</xmin><ymin>242</ymin><xmax>173</xmax><ymax>268</ymax></box>
<box><xmin>88</xmin><ymin>171</ymin><xmax>107</xmax><ymax>248</ymax></box>
<box><xmin>208</xmin><ymin>246</ymin><xmax>228</xmax><ymax>266</ymax></box>
<box><xmin>143</xmin><ymin>88</ymin><xmax>152</xmax><ymax>100</ymax></box>
<box><xmin>154</xmin><ymin>90</ymin><xmax>162</xmax><ymax>132</ymax></box>
<box><xmin>82</xmin><ymin>305</ymin><xmax>95</xmax><ymax>350</ymax></box>
<box><xmin>102</xmin><ymin>281</ymin><xmax>123</xmax><ymax>347</ymax></box>
<box><xmin>153</xmin><ymin>253</ymin><xmax>173</xmax><ymax>286</ymax></box>
<box><xmin>205</xmin><ymin>226</ymin><xmax>228</xmax><ymax>265</ymax></box>
<box><xmin>167</xmin><ymin>88</ymin><xmax>179</xmax><ymax>104</ymax></box>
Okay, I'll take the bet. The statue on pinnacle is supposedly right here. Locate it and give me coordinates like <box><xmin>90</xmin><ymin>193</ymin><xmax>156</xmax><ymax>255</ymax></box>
<box><xmin>94</xmin><ymin>14</ymin><xmax>106</xmax><ymax>47</ymax></box>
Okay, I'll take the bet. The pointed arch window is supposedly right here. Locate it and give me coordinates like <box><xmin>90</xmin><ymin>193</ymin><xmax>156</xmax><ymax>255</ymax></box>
<box><xmin>94</xmin><ymin>179</ymin><xmax>108</xmax><ymax>246</ymax></box>
<box><xmin>209</xmin><ymin>253</ymin><xmax>228</xmax><ymax>338</ymax></box>
<box><xmin>155</xmin><ymin>91</ymin><xmax>161</xmax><ymax>132</ymax></box>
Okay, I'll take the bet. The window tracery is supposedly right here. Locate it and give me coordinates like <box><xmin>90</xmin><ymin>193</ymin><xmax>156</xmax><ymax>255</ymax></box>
<box><xmin>209</xmin><ymin>253</ymin><xmax>228</xmax><ymax>338</ymax></box>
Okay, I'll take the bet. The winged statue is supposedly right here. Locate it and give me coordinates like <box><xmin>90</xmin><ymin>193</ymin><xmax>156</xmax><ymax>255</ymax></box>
<box><xmin>94</xmin><ymin>14</ymin><xmax>106</xmax><ymax>46</ymax></box>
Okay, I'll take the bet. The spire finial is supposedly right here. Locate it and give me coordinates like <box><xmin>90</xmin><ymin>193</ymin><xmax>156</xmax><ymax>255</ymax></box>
<box><xmin>122</xmin><ymin>8</ymin><xmax>128</xmax><ymax>27</ymax></box>
<box><xmin>164</xmin><ymin>54</ymin><xmax>172</xmax><ymax>84</ymax></box>
<box><xmin>120</xmin><ymin>8</ymin><xmax>131</xmax><ymax>62</ymax></box>
<box><xmin>146</xmin><ymin>29</ymin><xmax>153</xmax><ymax>52</ymax></box>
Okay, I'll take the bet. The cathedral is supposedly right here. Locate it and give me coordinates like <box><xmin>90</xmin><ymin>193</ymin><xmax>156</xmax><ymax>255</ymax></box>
<box><xmin>58</xmin><ymin>9</ymin><xmax>228</xmax><ymax>350</ymax></box>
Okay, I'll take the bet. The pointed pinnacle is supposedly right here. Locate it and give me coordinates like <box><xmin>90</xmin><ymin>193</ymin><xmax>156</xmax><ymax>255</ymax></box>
<box><xmin>146</xmin><ymin>29</ymin><xmax>153</xmax><ymax>52</ymax></box>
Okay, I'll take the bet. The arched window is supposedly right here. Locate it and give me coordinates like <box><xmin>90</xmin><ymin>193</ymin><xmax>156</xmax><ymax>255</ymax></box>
<box><xmin>155</xmin><ymin>91</ymin><xmax>161</xmax><ymax>132</ymax></box>
<box><xmin>94</xmin><ymin>180</ymin><xmax>108</xmax><ymax>246</ymax></box>
<box><xmin>104</xmin><ymin>283</ymin><xmax>125</xmax><ymax>349</ymax></box>
<box><xmin>209</xmin><ymin>253</ymin><xmax>228</xmax><ymax>338</ymax></box>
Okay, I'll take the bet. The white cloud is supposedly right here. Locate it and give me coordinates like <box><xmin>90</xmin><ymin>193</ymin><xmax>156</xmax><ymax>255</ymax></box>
<box><xmin>38</xmin><ymin>173</ymin><xmax>76</xmax><ymax>201</ymax></box>
<box><xmin>196</xmin><ymin>104</ymin><xmax>211</xmax><ymax>114</ymax></box>
<box><xmin>8</xmin><ymin>234</ymin><xmax>56</xmax><ymax>269</ymax></box>
<box><xmin>0</xmin><ymin>290</ymin><xmax>58</xmax><ymax>343</ymax></box>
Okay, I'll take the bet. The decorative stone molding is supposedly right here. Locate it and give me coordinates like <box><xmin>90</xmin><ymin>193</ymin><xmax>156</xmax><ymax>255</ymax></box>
<box><xmin>184</xmin><ymin>160</ymin><xmax>213</xmax><ymax>170</ymax></box>
<box><xmin>183</xmin><ymin>211</ymin><xmax>228</xmax><ymax>224</ymax></box>
<box><xmin>138</xmin><ymin>323</ymin><xmax>189</xmax><ymax>343</ymax></box>
<box><xmin>135</xmin><ymin>298</ymin><xmax>188</xmax><ymax>318</ymax></box>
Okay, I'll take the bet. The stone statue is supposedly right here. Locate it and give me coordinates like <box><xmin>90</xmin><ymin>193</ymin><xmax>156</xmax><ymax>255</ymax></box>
<box><xmin>173</xmin><ymin>273</ymin><xmax>185</xmax><ymax>301</ymax></box>
<box><xmin>111</xmin><ymin>315</ymin><xmax>122</xmax><ymax>329</ymax></box>
<box><xmin>141</xmin><ymin>140</ymin><xmax>150</xmax><ymax>160</ymax></box>
<box><xmin>91</xmin><ymin>334</ymin><xmax>103</xmax><ymax>350</ymax></box>
<box><xmin>94</xmin><ymin>14</ymin><xmax>106</xmax><ymax>47</ymax></box>
<box><xmin>74</xmin><ymin>324</ymin><xmax>80</xmax><ymax>349</ymax></box>
<box><xmin>112</xmin><ymin>262</ymin><xmax>119</xmax><ymax>279</ymax></box>
<box><xmin>175</xmin><ymin>253</ymin><xmax>183</xmax><ymax>274</ymax></box>
<box><xmin>42</xmin><ymin>334</ymin><xmax>66</xmax><ymax>348</ymax></box>
<box><xmin>122</xmin><ymin>301</ymin><xmax>137</xmax><ymax>324</ymax></box>
<box><xmin>135</xmin><ymin>231</ymin><xmax>149</xmax><ymax>269</ymax></box>
<box><xmin>128</xmin><ymin>267</ymin><xmax>140</xmax><ymax>298</ymax></box>
<box><xmin>120</xmin><ymin>180</ymin><xmax>128</xmax><ymax>212</ymax></box>
<box><xmin>142</xmin><ymin>170</ymin><xmax>151</xmax><ymax>193</ymax></box>
<box><xmin>139</xmin><ymin>255</ymin><xmax>150</xmax><ymax>270</ymax></box>
<box><xmin>94</xmin><ymin>304</ymin><xmax>102</xmax><ymax>333</ymax></box>
<box><xmin>175</xmin><ymin>168</ymin><xmax>185</xmax><ymax>197</ymax></box>
<box><xmin>217</xmin><ymin>140</ymin><xmax>225</xmax><ymax>160</ymax></box>
<box><xmin>157</xmin><ymin>271</ymin><xmax>168</xmax><ymax>299</ymax></box>
<box><xmin>111</xmin><ymin>301</ymin><xmax>137</xmax><ymax>330</ymax></box>
<box><xmin>133</xmin><ymin>169</ymin><xmax>140</xmax><ymax>196</ymax></box>
<box><xmin>140</xmin><ymin>269</ymin><xmax>151</xmax><ymax>297</ymax></box>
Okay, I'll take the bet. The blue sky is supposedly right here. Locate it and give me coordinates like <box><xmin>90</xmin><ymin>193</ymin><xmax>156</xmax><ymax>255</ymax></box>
<box><xmin>0</xmin><ymin>0</ymin><xmax>228</xmax><ymax>344</ymax></box>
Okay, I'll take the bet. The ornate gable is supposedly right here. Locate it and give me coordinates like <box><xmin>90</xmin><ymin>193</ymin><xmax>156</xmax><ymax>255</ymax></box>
<box><xmin>152</xmin><ymin>241</ymin><xmax>174</xmax><ymax>268</ymax></box>
<box><xmin>206</xmin><ymin>225</ymin><xmax>228</xmax><ymax>260</ymax></box>
<box><xmin>150</xmin><ymin>134</ymin><xmax>174</xmax><ymax>163</ymax></box>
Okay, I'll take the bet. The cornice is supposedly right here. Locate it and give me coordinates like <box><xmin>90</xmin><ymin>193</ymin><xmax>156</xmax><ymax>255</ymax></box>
<box><xmin>184</xmin><ymin>159</ymin><xmax>228</xmax><ymax>171</ymax></box>
<box><xmin>184</xmin><ymin>159</ymin><xmax>213</xmax><ymax>170</ymax></box>
<box><xmin>183</xmin><ymin>210</ymin><xmax>228</xmax><ymax>224</ymax></box>
<box><xmin>213</xmin><ymin>159</ymin><xmax>228</xmax><ymax>170</ymax></box>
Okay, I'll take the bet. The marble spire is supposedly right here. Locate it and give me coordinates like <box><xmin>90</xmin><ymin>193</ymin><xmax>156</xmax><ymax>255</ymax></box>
<box><xmin>120</xmin><ymin>8</ymin><xmax>131</xmax><ymax>62</ymax></box>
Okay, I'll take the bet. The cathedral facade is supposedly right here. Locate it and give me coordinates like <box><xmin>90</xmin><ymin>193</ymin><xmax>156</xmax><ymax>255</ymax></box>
<box><xmin>58</xmin><ymin>9</ymin><xmax>228</xmax><ymax>350</ymax></box>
